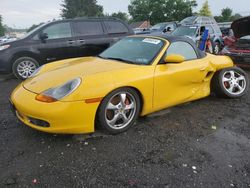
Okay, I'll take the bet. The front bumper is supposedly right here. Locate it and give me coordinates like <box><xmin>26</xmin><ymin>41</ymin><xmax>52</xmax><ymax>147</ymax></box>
<box><xmin>10</xmin><ymin>84</ymin><xmax>100</xmax><ymax>134</ymax></box>
<box><xmin>0</xmin><ymin>50</ymin><xmax>12</xmax><ymax>73</ymax></box>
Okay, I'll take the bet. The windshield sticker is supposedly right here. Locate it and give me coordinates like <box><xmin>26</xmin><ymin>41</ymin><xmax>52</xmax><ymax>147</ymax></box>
<box><xmin>142</xmin><ymin>38</ymin><xmax>161</xmax><ymax>45</ymax></box>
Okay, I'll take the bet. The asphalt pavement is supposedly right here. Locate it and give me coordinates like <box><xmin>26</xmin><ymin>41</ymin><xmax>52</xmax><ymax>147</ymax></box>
<box><xmin>0</xmin><ymin>72</ymin><xmax>250</xmax><ymax>187</ymax></box>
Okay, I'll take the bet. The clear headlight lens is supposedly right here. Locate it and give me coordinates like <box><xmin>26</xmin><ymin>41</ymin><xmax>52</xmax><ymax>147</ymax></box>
<box><xmin>36</xmin><ymin>78</ymin><xmax>81</xmax><ymax>102</ymax></box>
<box><xmin>0</xmin><ymin>45</ymin><xmax>10</xmax><ymax>51</ymax></box>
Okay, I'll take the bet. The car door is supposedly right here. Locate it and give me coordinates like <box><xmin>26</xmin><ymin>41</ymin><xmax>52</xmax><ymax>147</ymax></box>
<box><xmin>103</xmin><ymin>20</ymin><xmax>131</xmax><ymax>46</ymax></box>
<box><xmin>35</xmin><ymin>22</ymin><xmax>78</xmax><ymax>62</ymax></box>
<box><xmin>71</xmin><ymin>20</ymin><xmax>110</xmax><ymax>57</ymax></box>
<box><xmin>153</xmin><ymin>41</ymin><xmax>212</xmax><ymax>110</ymax></box>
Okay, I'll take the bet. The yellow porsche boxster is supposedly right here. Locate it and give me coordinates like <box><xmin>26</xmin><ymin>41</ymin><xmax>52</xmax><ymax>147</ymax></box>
<box><xmin>10</xmin><ymin>35</ymin><xmax>249</xmax><ymax>134</ymax></box>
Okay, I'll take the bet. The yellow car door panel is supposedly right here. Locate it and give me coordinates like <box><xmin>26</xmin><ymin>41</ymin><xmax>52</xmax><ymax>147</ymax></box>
<box><xmin>153</xmin><ymin>58</ymin><xmax>212</xmax><ymax>111</ymax></box>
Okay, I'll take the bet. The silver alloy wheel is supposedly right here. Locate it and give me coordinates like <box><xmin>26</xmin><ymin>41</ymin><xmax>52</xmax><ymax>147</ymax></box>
<box><xmin>222</xmin><ymin>70</ymin><xmax>246</xmax><ymax>95</ymax></box>
<box><xmin>17</xmin><ymin>60</ymin><xmax>38</xmax><ymax>79</ymax></box>
<box><xmin>105</xmin><ymin>92</ymin><xmax>136</xmax><ymax>130</ymax></box>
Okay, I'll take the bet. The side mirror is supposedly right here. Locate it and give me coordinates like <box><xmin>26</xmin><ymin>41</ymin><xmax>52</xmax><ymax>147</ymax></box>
<box><xmin>164</xmin><ymin>54</ymin><xmax>185</xmax><ymax>64</ymax></box>
<box><xmin>39</xmin><ymin>32</ymin><xmax>48</xmax><ymax>41</ymax></box>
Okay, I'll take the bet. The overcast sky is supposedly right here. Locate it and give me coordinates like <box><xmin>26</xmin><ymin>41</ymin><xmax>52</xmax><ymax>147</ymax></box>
<box><xmin>1</xmin><ymin>0</ymin><xmax>250</xmax><ymax>28</ymax></box>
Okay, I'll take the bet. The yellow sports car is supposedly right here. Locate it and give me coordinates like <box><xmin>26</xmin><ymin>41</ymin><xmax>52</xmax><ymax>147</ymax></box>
<box><xmin>10</xmin><ymin>35</ymin><xmax>249</xmax><ymax>134</ymax></box>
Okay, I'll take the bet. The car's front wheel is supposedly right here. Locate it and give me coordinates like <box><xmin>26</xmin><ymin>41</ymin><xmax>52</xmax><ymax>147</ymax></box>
<box><xmin>212</xmin><ymin>67</ymin><xmax>249</xmax><ymax>98</ymax></box>
<box><xmin>12</xmin><ymin>57</ymin><xmax>39</xmax><ymax>80</ymax></box>
<box><xmin>97</xmin><ymin>88</ymin><xmax>141</xmax><ymax>134</ymax></box>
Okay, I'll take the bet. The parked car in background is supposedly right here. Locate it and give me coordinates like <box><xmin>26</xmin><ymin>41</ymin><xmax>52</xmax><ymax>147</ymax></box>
<box><xmin>0</xmin><ymin>17</ymin><xmax>134</xmax><ymax>79</ymax></box>
<box><xmin>133</xmin><ymin>28</ymin><xmax>151</xmax><ymax>35</ymax></box>
<box><xmin>0</xmin><ymin>36</ymin><xmax>17</xmax><ymax>44</ymax></box>
<box><xmin>221</xmin><ymin>16</ymin><xmax>250</xmax><ymax>68</ymax></box>
<box><xmin>173</xmin><ymin>16</ymin><xmax>223</xmax><ymax>54</ymax></box>
<box><xmin>150</xmin><ymin>22</ymin><xmax>178</xmax><ymax>34</ymax></box>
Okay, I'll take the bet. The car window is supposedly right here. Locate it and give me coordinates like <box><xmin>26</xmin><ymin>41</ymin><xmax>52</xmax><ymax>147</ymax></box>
<box><xmin>43</xmin><ymin>22</ymin><xmax>72</xmax><ymax>39</ymax></box>
<box><xmin>72</xmin><ymin>21</ymin><xmax>104</xmax><ymax>36</ymax></box>
<box><xmin>166</xmin><ymin>41</ymin><xmax>197</xmax><ymax>61</ymax></box>
<box><xmin>206</xmin><ymin>26</ymin><xmax>214</xmax><ymax>34</ymax></box>
<box><xmin>214</xmin><ymin>25</ymin><xmax>222</xmax><ymax>33</ymax></box>
<box><xmin>104</xmin><ymin>21</ymin><xmax>128</xmax><ymax>34</ymax></box>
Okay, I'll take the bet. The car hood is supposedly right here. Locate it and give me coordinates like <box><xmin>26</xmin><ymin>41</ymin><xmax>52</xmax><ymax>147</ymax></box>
<box><xmin>231</xmin><ymin>16</ymin><xmax>250</xmax><ymax>38</ymax></box>
<box><xmin>23</xmin><ymin>57</ymin><xmax>137</xmax><ymax>94</ymax></box>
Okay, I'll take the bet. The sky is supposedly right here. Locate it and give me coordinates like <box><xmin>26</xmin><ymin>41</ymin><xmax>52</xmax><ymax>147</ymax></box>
<box><xmin>1</xmin><ymin>0</ymin><xmax>250</xmax><ymax>28</ymax></box>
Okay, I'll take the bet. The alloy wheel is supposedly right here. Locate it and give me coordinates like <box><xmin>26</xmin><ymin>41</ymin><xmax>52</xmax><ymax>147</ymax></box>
<box><xmin>17</xmin><ymin>60</ymin><xmax>38</xmax><ymax>79</ymax></box>
<box><xmin>105</xmin><ymin>92</ymin><xmax>137</xmax><ymax>130</ymax></box>
<box><xmin>222</xmin><ymin>70</ymin><xmax>247</xmax><ymax>95</ymax></box>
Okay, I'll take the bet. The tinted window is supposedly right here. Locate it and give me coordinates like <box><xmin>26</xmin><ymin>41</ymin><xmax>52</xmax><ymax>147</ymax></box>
<box><xmin>104</xmin><ymin>21</ymin><xmax>128</xmax><ymax>34</ymax></box>
<box><xmin>172</xmin><ymin>26</ymin><xmax>197</xmax><ymax>37</ymax></box>
<box><xmin>43</xmin><ymin>22</ymin><xmax>72</xmax><ymax>39</ymax></box>
<box><xmin>166</xmin><ymin>41</ymin><xmax>197</xmax><ymax>60</ymax></box>
<box><xmin>73</xmin><ymin>21</ymin><xmax>103</xmax><ymax>36</ymax></box>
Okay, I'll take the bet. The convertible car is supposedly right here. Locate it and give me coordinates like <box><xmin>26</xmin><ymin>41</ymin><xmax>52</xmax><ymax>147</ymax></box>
<box><xmin>10</xmin><ymin>35</ymin><xmax>249</xmax><ymax>134</ymax></box>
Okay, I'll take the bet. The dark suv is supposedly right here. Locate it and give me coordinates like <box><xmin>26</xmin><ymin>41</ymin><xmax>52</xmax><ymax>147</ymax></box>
<box><xmin>0</xmin><ymin>17</ymin><xmax>134</xmax><ymax>79</ymax></box>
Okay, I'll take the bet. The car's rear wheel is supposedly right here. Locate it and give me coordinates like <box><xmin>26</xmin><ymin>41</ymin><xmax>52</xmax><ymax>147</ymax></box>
<box><xmin>12</xmin><ymin>57</ymin><xmax>39</xmax><ymax>80</ymax></box>
<box><xmin>212</xmin><ymin>67</ymin><xmax>249</xmax><ymax>98</ymax></box>
<box><xmin>97</xmin><ymin>88</ymin><xmax>141</xmax><ymax>134</ymax></box>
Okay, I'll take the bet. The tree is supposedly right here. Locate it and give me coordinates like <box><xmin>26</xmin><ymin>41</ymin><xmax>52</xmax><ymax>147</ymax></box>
<box><xmin>61</xmin><ymin>0</ymin><xmax>103</xmax><ymax>19</ymax></box>
<box><xmin>199</xmin><ymin>0</ymin><xmax>212</xmax><ymax>16</ymax></box>
<box><xmin>0</xmin><ymin>15</ymin><xmax>5</xmax><ymax>37</ymax></box>
<box><xmin>221</xmin><ymin>8</ymin><xmax>233</xmax><ymax>21</ymax></box>
<box><xmin>128</xmin><ymin>0</ymin><xmax>197</xmax><ymax>25</ymax></box>
<box><xmin>110</xmin><ymin>12</ymin><xmax>129</xmax><ymax>22</ymax></box>
<box><xmin>214</xmin><ymin>7</ymin><xmax>242</xmax><ymax>22</ymax></box>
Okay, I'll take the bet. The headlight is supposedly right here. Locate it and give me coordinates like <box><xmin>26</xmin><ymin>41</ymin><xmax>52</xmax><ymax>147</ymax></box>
<box><xmin>30</xmin><ymin>66</ymin><xmax>43</xmax><ymax>78</ymax></box>
<box><xmin>36</xmin><ymin>78</ymin><xmax>81</xmax><ymax>102</ymax></box>
<box><xmin>0</xmin><ymin>45</ymin><xmax>10</xmax><ymax>51</ymax></box>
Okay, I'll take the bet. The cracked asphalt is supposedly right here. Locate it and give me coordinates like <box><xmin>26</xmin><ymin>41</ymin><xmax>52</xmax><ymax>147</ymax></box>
<box><xmin>0</xmin><ymin>72</ymin><xmax>250</xmax><ymax>188</ymax></box>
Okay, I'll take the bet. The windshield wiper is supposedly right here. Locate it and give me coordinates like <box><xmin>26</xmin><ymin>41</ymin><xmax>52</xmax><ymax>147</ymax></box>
<box><xmin>98</xmin><ymin>56</ymin><xmax>137</xmax><ymax>64</ymax></box>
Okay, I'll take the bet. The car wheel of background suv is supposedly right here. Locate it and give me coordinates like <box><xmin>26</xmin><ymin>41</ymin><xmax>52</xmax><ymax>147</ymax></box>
<box><xmin>12</xmin><ymin>57</ymin><xmax>39</xmax><ymax>80</ymax></box>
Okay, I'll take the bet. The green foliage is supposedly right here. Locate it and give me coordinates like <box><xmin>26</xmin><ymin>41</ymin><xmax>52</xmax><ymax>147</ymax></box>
<box><xmin>128</xmin><ymin>0</ymin><xmax>197</xmax><ymax>25</ymax></box>
<box><xmin>110</xmin><ymin>12</ymin><xmax>129</xmax><ymax>22</ymax></box>
<box><xmin>214</xmin><ymin>7</ymin><xmax>242</xmax><ymax>22</ymax></box>
<box><xmin>199</xmin><ymin>0</ymin><xmax>212</xmax><ymax>16</ymax></box>
<box><xmin>27</xmin><ymin>23</ymin><xmax>44</xmax><ymax>32</ymax></box>
<box><xmin>0</xmin><ymin>15</ymin><xmax>5</xmax><ymax>37</ymax></box>
<box><xmin>61</xmin><ymin>0</ymin><xmax>104</xmax><ymax>19</ymax></box>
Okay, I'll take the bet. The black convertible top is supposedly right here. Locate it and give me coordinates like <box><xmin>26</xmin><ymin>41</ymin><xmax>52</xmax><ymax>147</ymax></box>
<box><xmin>142</xmin><ymin>34</ymin><xmax>207</xmax><ymax>59</ymax></box>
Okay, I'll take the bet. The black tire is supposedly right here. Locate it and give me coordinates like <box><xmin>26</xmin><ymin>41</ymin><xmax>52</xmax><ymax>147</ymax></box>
<box><xmin>12</xmin><ymin>57</ymin><xmax>40</xmax><ymax>80</ymax></box>
<box><xmin>211</xmin><ymin>67</ymin><xmax>249</xmax><ymax>98</ymax></box>
<box><xmin>97</xmin><ymin>88</ymin><xmax>141</xmax><ymax>134</ymax></box>
<box><xmin>213</xmin><ymin>42</ymin><xmax>220</xmax><ymax>55</ymax></box>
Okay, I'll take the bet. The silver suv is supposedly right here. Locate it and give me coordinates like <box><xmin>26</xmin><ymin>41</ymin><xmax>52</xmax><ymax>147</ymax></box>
<box><xmin>172</xmin><ymin>16</ymin><xmax>223</xmax><ymax>54</ymax></box>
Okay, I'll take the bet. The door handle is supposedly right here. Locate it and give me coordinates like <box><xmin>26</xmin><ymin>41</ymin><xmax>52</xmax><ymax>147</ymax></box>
<box><xmin>78</xmin><ymin>39</ymin><xmax>85</xmax><ymax>43</ymax></box>
<box><xmin>67</xmin><ymin>40</ymin><xmax>76</xmax><ymax>44</ymax></box>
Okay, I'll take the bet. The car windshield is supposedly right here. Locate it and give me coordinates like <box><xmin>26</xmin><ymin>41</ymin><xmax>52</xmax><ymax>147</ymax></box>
<box><xmin>151</xmin><ymin>23</ymin><xmax>167</xmax><ymax>31</ymax></box>
<box><xmin>99</xmin><ymin>37</ymin><xmax>165</xmax><ymax>65</ymax></box>
<box><xmin>172</xmin><ymin>26</ymin><xmax>197</xmax><ymax>37</ymax></box>
<box><xmin>180</xmin><ymin>16</ymin><xmax>197</xmax><ymax>25</ymax></box>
